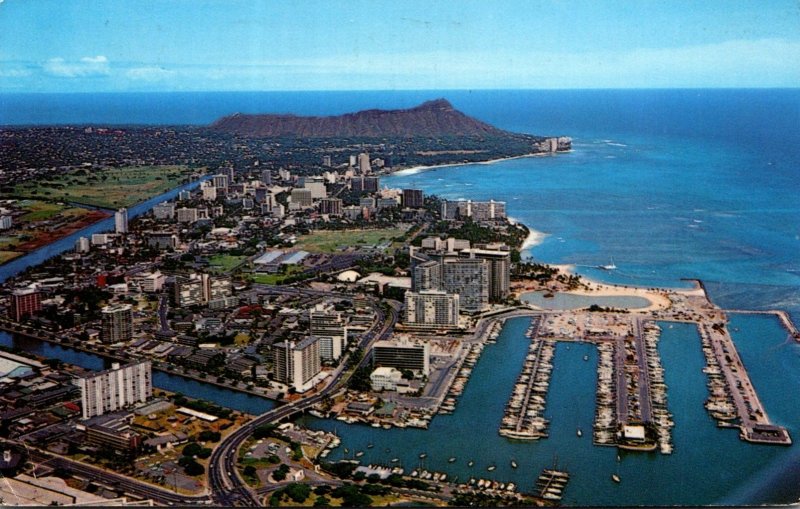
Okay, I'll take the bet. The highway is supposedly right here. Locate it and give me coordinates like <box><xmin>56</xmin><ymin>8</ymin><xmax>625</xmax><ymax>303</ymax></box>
<box><xmin>207</xmin><ymin>291</ymin><xmax>400</xmax><ymax>506</ymax></box>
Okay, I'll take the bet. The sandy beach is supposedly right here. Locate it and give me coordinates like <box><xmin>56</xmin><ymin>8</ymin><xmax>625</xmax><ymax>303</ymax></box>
<box><xmin>513</xmin><ymin>263</ymin><xmax>707</xmax><ymax>312</ymax></box>
<box><xmin>388</xmin><ymin>152</ymin><xmax>547</xmax><ymax>177</ymax></box>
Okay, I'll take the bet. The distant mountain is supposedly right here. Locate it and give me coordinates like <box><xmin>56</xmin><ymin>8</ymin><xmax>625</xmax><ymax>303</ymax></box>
<box><xmin>209</xmin><ymin>99</ymin><xmax>512</xmax><ymax>138</ymax></box>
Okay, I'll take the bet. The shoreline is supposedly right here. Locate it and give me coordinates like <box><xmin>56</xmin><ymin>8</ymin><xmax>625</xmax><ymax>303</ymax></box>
<box><xmin>387</xmin><ymin>151</ymin><xmax>553</xmax><ymax>177</ymax></box>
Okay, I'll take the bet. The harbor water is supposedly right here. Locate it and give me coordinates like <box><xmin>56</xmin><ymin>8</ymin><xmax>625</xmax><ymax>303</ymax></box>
<box><xmin>300</xmin><ymin>316</ymin><xmax>800</xmax><ymax>506</ymax></box>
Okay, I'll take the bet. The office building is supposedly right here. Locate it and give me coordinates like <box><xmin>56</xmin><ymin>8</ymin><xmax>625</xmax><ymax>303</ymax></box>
<box><xmin>147</xmin><ymin>232</ymin><xmax>179</xmax><ymax>250</ymax></box>
<box><xmin>9</xmin><ymin>288</ymin><xmax>42</xmax><ymax>322</ymax></box>
<box><xmin>441</xmin><ymin>257</ymin><xmax>489</xmax><ymax>313</ymax></box>
<box><xmin>75</xmin><ymin>361</ymin><xmax>152</xmax><ymax>419</ymax></box>
<box><xmin>290</xmin><ymin>188</ymin><xmax>313</xmax><ymax>209</ymax></box>
<box><xmin>309</xmin><ymin>303</ymin><xmax>348</xmax><ymax>361</ymax></box>
<box><xmin>175</xmin><ymin>207</ymin><xmax>199</xmax><ymax>223</ymax></box>
<box><xmin>322</xmin><ymin>155</ymin><xmax>332</xmax><ymax>167</ymax></box>
<box><xmin>212</xmin><ymin>174</ymin><xmax>228</xmax><ymax>190</ymax></box>
<box><xmin>178</xmin><ymin>190</ymin><xmax>191</xmax><ymax>201</ymax></box>
<box><xmin>372</xmin><ymin>338</ymin><xmax>430</xmax><ymax>376</ymax></box>
<box><xmin>173</xmin><ymin>274</ymin><xmax>209</xmax><ymax>307</ymax></box>
<box><xmin>273</xmin><ymin>337</ymin><xmax>322</xmax><ymax>393</ymax></box>
<box><xmin>132</xmin><ymin>271</ymin><xmax>165</xmax><ymax>293</ymax></box>
<box><xmin>91</xmin><ymin>233</ymin><xmax>113</xmax><ymax>246</ymax></box>
<box><xmin>101</xmin><ymin>304</ymin><xmax>133</xmax><ymax>343</ymax></box>
<box><xmin>376</xmin><ymin>198</ymin><xmax>399</xmax><ymax>211</ymax></box>
<box><xmin>75</xmin><ymin>236</ymin><xmax>91</xmax><ymax>253</ymax></box>
<box><xmin>304</xmin><ymin>179</ymin><xmax>327</xmax><ymax>199</ymax></box>
<box><xmin>402</xmin><ymin>189</ymin><xmax>425</xmax><ymax>208</ymax></box>
<box><xmin>404</xmin><ymin>290</ymin><xmax>459</xmax><ymax>328</ymax></box>
<box><xmin>201</xmin><ymin>181</ymin><xmax>217</xmax><ymax>201</ymax></box>
<box><xmin>358</xmin><ymin>152</ymin><xmax>371</xmax><ymax>174</ymax></box>
<box><xmin>114</xmin><ymin>208</ymin><xmax>128</xmax><ymax>234</ymax></box>
<box><xmin>152</xmin><ymin>202</ymin><xmax>175</xmax><ymax>220</ymax></box>
<box><xmin>319</xmin><ymin>198</ymin><xmax>343</xmax><ymax>216</ymax></box>
<box><xmin>261</xmin><ymin>169</ymin><xmax>272</xmax><ymax>186</ymax></box>
<box><xmin>0</xmin><ymin>216</ymin><xmax>12</xmax><ymax>230</ymax></box>
<box><xmin>351</xmin><ymin>176</ymin><xmax>379</xmax><ymax>194</ymax></box>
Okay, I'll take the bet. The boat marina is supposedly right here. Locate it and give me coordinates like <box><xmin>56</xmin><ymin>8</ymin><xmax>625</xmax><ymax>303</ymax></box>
<box><xmin>499</xmin><ymin>317</ymin><xmax>555</xmax><ymax>440</ymax></box>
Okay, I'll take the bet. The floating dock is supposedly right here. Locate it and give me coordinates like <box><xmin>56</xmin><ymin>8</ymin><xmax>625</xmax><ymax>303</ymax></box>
<box><xmin>535</xmin><ymin>468</ymin><xmax>570</xmax><ymax>502</ymax></box>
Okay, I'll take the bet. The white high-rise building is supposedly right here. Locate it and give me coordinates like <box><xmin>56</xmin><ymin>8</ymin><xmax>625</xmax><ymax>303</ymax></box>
<box><xmin>75</xmin><ymin>361</ymin><xmax>152</xmax><ymax>419</ymax></box>
<box><xmin>75</xmin><ymin>236</ymin><xmax>91</xmax><ymax>253</ymax></box>
<box><xmin>101</xmin><ymin>304</ymin><xmax>133</xmax><ymax>343</ymax></box>
<box><xmin>358</xmin><ymin>153</ymin><xmax>371</xmax><ymax>174</ymax></box>
<box><xmin>404</xmin><ymin>290</ymin><xmax>459</xmax><ymax>328</ymax></box>
<box><xmin>273</xmin><ymin>337</ymin><xmax>322</xmax><ymax>393</ymax></box>
<box><xmin>114</xmin><ymin>208</ymin><xmax>128</xmax><ymax>234</ymax></box>
<box><xmin>309</xmin><ymin>303</ymin><xmax>348</xmax><ymax>361</ymax></box>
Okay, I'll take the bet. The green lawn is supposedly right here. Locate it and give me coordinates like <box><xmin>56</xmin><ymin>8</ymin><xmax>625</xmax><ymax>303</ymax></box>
<box><xmin>294</xmin><ymin>227</ymin><xmax>409</xmax><ymax>253</ymax></box>
<box><xmin>251</xmin><ymin>265</ymin><xmax>305</xmax><ymax>285</ymax></box>
<box><xmin>208</xmin><ymin>254</ymin><xmax>247</xmax><ymax>273</ymax></box>
<box><xmin>9</xmin><ymin>165</ymin><xmax>196</xmax><ymax>209</ymax></box>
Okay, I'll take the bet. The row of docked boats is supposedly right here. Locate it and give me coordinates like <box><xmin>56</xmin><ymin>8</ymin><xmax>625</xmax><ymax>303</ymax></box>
<box><xmin>641</xmin><ymin>322</ymin><xmax>674</xmax><ymax>454</ymax></box>
<box><xmin>593</xmin><ymin>342</ymin><xmax>618</xmax><ymax>445</ymax></box>
<box><xmin>439</xmin><ymin>342</ymin><xmax>485</xmax><ymax>415</ymax></box>
<box><xmin>535</xmin><ymin>468</ymin><xmax>570</xmax><ymax>502</ymax></box>
<box><xmin>465</xmin><ymin>478</ymin><xmax>517</xmax><ymax>492</ymax></box>
<box><xmin>698</xmin><ymin>324</ymin><xmax>739</xmax><ymax>423</ymax></box>
<box><xmin>499</xmin><ymin>319</ymin><xmax>554</xmax><ymax>440</ymax></box>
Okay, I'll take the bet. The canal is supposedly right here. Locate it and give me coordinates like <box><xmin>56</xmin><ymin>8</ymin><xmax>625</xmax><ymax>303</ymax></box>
<box><xmin>0</xmin><ymin>176</ymin><xmax>277</xmax><ymax>415</ymax></box>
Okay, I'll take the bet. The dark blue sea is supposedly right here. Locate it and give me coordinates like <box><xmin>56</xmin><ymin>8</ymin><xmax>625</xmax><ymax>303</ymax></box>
<box><xmin>2</xmin><ymin>89</ymin><xmax>800</xmax><ymax>505</ymax></box>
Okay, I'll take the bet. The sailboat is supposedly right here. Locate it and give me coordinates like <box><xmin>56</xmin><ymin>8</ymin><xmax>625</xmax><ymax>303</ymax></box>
<box><xmin>598</xmin><ymin>257</ymin><xmax>617</xmax><ymax>271</ymax></box>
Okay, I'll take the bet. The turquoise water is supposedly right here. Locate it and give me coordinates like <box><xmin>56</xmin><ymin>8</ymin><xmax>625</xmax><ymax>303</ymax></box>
<box><xmin>301</xmin><ymin>317</ymin><xmax>798</xmax><ymax>505</ymax></box>
<box><xmin>3</xmin><ymin>90</ymin><xmax>799</xmax><ymax>504</ymax></box>
<box><xmin>520</xmin><ymin>291</ymin><xmax>652</xmax><ymax>310</ymax></box>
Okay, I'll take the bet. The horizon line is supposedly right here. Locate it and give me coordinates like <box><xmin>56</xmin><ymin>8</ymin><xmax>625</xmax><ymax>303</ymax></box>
<box><xmin>2</xmin><ymin>86</ymin><xmax>800</xmax><ymax>95</ymax></box>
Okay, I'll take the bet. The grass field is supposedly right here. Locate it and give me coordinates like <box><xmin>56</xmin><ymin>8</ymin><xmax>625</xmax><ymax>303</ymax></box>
<box><xmin>208</xmin><ymin>254</ymin><xmax>247</xmax><ymax>273</ymax></box>
<box><xmin>17</xmin><ymin>200</ymin><xmax>92</xmax><ymax>222</ymax></box>
<box><xmin>9</xmin><ymin>165</ymin><xmax>195</xmax><ymax>209</ymax></box>
<box><xmin>250</xmin><ymin>265</ymin><xmax>305</xmax><ymax>285</ymax></box>
<box><xmin>293</xmin><ymin>227</ymin><xmax>408</xmax><ymax>253</ymax></box>
<box><xmin>0</xmin><ymin>251</ymin><xmax>21</xmax><ymax>264</ymax></box>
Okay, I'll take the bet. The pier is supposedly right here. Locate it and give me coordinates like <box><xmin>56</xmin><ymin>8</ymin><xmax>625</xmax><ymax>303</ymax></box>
<box><xmin>499</xmin><ymin>317</ymin><xmax>555</xmax><ymax>440</ymax></box>
<box><xmin>697</xmin><ymin>321</ymin><xmax>791</xmax><ymax>445</ymax></box>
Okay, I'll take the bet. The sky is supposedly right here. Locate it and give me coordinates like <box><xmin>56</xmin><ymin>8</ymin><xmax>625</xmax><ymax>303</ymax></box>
<box><xmin>1</xmin><ymin>0</ymin><xmax>799</xmax><ymax>92</ymax></box>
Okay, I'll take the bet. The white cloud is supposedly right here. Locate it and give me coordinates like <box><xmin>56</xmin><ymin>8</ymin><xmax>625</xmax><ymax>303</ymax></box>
<box><xmin>0</xmin><ymin>68</ymin><xmax>31</xmax><ymax>78</ymax></box>
<box><xmin>43</xmin><ymin>55</ymin><xmax>110</xmax><ymax>77</ymax></box>
<box><xmin>125</xmin><ymin>66</ymin><xmax>174</xmax><ymax>81</ymax></box>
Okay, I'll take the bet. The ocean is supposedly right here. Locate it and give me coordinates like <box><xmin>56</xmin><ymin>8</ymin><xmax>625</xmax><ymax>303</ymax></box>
<box><xmin>2</xmin><ymin>89</ymin><xmax>800</xmax><ymax>505</ymax></box>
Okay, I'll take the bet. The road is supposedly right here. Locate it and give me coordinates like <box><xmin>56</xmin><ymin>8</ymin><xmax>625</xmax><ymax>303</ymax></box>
<box><xmin>207</xmin><ymin>290</ymin><xmax>400</xmax><ymax>506</ymax></box>
<box><xmin>16</xmin><ymin>445</ymin><xmax>211</xmax><ymax>506</ymax></box>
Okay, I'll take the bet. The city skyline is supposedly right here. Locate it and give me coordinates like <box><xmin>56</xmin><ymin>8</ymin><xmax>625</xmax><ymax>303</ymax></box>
<box><xmin>1</xmin><ymin>0</ymin><xmax>799</xmax><ymax>93</ymax></box>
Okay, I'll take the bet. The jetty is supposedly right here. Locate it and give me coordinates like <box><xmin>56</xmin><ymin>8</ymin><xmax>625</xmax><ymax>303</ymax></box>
<box><xmin>499</xmin><ymin>317</ymin><xmax>555</xmax><ymax>440</ymax></box>
<box><xmin>697</xmin><ymin>322</ymin><xmax>791</xmax><ymax>445</ymax></box>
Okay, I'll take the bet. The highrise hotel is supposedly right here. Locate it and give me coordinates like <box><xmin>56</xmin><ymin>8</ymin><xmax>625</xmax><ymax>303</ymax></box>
<box><xmin>75</xmin><ymin>361</ymin><xmax>152</xmax><ymax>419</ymax></box>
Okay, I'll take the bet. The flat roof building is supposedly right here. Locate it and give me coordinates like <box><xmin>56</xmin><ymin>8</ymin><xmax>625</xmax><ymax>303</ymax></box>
<box><xmin>75</xmin><ymin>361</ymin><xmax>152</xmax><ymax>419</ymax></box>
<box><xmin>372</xmin><ymin>338</ymin><xmax>430</xmax><ymax>376</ymax></box>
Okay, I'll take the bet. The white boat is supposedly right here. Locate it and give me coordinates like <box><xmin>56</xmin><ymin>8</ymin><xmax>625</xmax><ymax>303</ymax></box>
<box><xmin>511</xmin><ymin>460</ymin><xmax>518</xmax><ymax>469</ymax></box>
<box><xmin>577</xmin><ymin>428</ymin><xmax>583</xmax><ymax>437</ymax></box>
<box><xmin>487</xmin><ymin>465</ymin><xmax>496</xmax><ymax>472</ymax></box>
<box><xmin>468</xmin><ymin>460</ymin><xmax>475</xmax><ymax>467</ymax></box>
<box><xmin>448</xmin><ymin>457</ymin><xmax>457</xmax><ymax>463</ymax></box>
<box><xmin>355</xmin><ymin>451</ymin><xmax>364</xmax><ymax>457</ymax></box>
<box><xmin>599</xmin><ymin>257</ymin><xmax>617</xmax><ymax>271</ymax></box>
<box><xmin>612</xmin><ymin>474</ymin><xmax>621</xmax><ymax>483</ymax></box>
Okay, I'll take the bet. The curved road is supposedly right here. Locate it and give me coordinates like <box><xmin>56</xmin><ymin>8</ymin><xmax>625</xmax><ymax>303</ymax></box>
<box><xmin>208</xmin><ymin>296</ymin><xmax>399</xmax><ymax>506</ymax></box>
